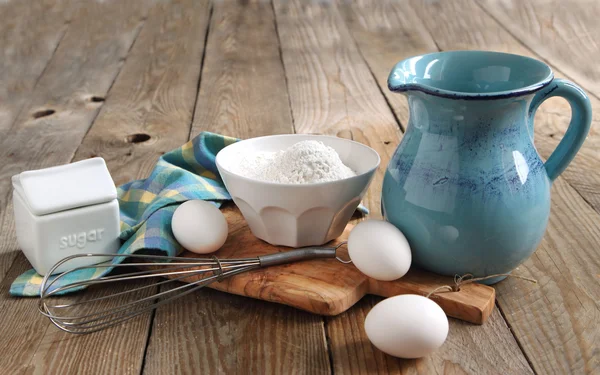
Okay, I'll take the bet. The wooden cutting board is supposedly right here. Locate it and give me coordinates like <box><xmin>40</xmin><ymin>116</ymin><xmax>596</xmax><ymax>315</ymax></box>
<box><xmin>179</xmin><ymin>204</ymin><xmax>496</xmax><ymax>325</ymax></box>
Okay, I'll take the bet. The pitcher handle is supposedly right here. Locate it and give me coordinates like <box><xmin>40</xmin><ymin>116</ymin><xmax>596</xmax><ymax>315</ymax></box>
<box><xmin>529</xmin><ymin>79</ymin><xmax>592</xmax><ymax>182</ymax></box>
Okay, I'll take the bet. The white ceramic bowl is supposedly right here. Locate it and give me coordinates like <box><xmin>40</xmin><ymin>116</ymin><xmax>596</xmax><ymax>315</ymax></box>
<box><xmin>216</xmin><ymin>134</ymin><xmax>380</xmax><ymax>247</ymax></box>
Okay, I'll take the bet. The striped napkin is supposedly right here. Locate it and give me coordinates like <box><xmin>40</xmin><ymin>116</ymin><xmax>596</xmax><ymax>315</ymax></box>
<box><xmin>10</xmin><ymin>132</ymin><xmax>236</xmax><ymax>296</ymax></box>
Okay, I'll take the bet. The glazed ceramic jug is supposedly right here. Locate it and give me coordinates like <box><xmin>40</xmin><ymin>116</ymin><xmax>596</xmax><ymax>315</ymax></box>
<box><xmin>381</xmin><ymin>51</ymin><xmax>591</xmax><ymax>284</ymax></box>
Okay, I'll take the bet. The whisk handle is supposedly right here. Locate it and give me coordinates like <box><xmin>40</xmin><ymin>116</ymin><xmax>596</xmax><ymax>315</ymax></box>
<box><xmin>258</xmin><ymin>248</ymin><xmax>337</xmax><ymax>267</ymax></box>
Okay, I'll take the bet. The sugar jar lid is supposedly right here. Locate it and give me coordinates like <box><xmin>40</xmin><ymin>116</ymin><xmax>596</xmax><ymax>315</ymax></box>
<box><xmin>12</xmin><ymin>157</ymin><xmax>118</xmax><ymax>216</ymax></box>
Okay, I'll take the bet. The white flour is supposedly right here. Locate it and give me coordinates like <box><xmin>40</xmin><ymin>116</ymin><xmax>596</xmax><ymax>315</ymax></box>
<box><xmin>232</xmin><ymin>140</ymin><xmax>356</xmax><ymax>184</ymax></box>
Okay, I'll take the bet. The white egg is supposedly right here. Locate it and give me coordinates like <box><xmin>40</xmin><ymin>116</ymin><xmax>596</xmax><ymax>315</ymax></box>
<box><xmin>365</xmin><ymin>295</ymin><xmax>449</xmax><ymax>358</ymax></box>
<box><xmin>171</xmin><ymin>200</ymin><xmax>228</xmax><ymax>254</ymax></box>
<box><xmin>347</xmin><ymin>220</ymin><xmax>411</xmax><ymax>281</ymax></box>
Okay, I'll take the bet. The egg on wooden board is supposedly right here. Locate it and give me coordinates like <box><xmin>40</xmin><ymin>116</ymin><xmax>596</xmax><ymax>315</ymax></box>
<box><xmin>347</xmin><ymin>219</ymin><xmax>411</xmax><ymax>281</ymax></box>
<box><xmin>365</xmin><ymin>295</ymin><xmax>449</xmax><ymax>358</ymax></box>
<box><xmin>171</xmin><ymin>200</ymin><xmax>228</xmax><ymax>254</ymax></box>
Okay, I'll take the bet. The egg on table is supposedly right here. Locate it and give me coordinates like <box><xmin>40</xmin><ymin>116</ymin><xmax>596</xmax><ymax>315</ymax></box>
<box><xmin>347</xmin><ymin>219</ymin><xmax>411</xmax><ymax>281</ymax></box>
<box><xmin>171</xmin><ymin>200</ymin><xmax>228</xmax><ymax>254</ymax></box>
<box><xmin>365</xmin><ymin>294</ymin><xmax>449</xmax><ymax>358</ymax></box>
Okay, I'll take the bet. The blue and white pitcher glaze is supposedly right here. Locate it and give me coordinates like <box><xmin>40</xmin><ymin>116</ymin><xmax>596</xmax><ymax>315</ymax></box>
<box><xmin>382</xmin><ymin>51</ymin><xmax>591</xmax><ymax>284</ymax></box>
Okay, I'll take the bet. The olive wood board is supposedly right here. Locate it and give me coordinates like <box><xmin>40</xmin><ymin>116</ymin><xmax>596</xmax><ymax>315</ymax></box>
<box><xmin>177</xmin><ymin>204</ymin><xmax>496</xmax><ymax>324</ymax></box>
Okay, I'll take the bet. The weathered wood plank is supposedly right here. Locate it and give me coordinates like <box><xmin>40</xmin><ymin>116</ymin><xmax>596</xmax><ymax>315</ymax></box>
<box><xmin>21</xmin><ymin>1</ymin><xmax>212</xmax><ymax>374</ymax></box>
<box><xmin>477</xmin><ymin>0</ymin><xmax>600</xmax><ymax>99</ymax></box>
<box><xmin>0</xmin><ymin>1</ymin><xmax>157</xmax><ymax>373</ymax></box>
<box><xmin>0</xmin><ymin>255</ymin><xmax>52</xmax><ymax>373</ymax></box>
<box><xmin>497</xmin><ymin>177</ymin><xmax>600</xmax><ymax>375</ymax></box>
<box><xmin>73</xmin><ymin>0</ymin><xmax>209</xmax><ymax>185</ymax></box>
<box><xmin>145</xmin><ymin>285</ymin><xmax>330</xmax><ymax>374</ymax></box>
<box><xmin>355</xmin><ymin>0</ymin><xmax>600</xmax><ymax>373</ymax></box>
<box><xmin>337</xmin><ymin>0</ymin><xmax>438</xmax><ymax>128</ymax></box>
<box><xmin>0</xmin><ymin>0</ymin><xmax>151</xmax><ymax>280</ymax></box>
<box><xmin>143</xmin><ymin>1</ymin><xmax>329</xmax><ymax>374</ymax></box>
<box><xmin>275</xmin><ymin>0</ymin><xmax>533</xmax><ymax>373</ymax></box>
<box><xmin>328</xmin><ymin>296</ymin><xmax>531</xmax><ymax>375</ymax></box>
<box><xmin>26</xmin><ymin>258</ymin><xmax>157</xmax><ymax>374</ymax></box>
<box><xmin>189</xmin><ymin>0</ymin><xmax>294</xmax><ymax>138</ymax></box>
<box><xmin>0</xmin><ymin>0</ymin><xmax>76</xmax><ymax>279</ymax></box>
<box><xmin>0</xmin><ymin>0</ymin><xmax>74</xmax><ymax>133</ymax></box>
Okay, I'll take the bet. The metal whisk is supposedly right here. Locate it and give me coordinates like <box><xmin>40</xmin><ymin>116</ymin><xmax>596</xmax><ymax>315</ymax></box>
<box><xmin>38</xmin><ymin>244</ymin><xmax>349</xmax><ymax>334</ymax></box>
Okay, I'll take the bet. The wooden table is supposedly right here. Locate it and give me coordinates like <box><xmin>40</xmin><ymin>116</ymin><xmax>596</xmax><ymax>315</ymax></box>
<box><xmin>1</xmin><ymin>0</ymin><xmax>598</xmax><ymax>373</ymax></box>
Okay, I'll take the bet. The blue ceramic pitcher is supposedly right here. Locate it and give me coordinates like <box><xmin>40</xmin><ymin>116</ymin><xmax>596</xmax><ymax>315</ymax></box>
<box><xmin>381</xmin><ymin>51</ymin><xmax>591</xmax><ymax>284</ymax></box>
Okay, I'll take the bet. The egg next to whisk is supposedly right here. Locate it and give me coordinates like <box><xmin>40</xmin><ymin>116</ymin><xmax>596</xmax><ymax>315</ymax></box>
<box><xmin>171</xmin><ymin>200</ymin><xmax>228</xmax><ymax>254</ymax></box>
<box><xmin>348</xmin><ymin>219</ymin><xmax>411</xmax><ymax>281</ymax></box>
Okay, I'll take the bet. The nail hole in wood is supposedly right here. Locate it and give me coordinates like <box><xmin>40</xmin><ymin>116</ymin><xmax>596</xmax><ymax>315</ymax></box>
<box><xmin>126</xmin><ymin>133</ymin><xmax>151</xmax><ymax>143</ymax></box>
<box><xmin>32</xmin><ymin>109</ymin><xmax>55</xmax><ymax>119</ymax></box>
<box><xmin>384</xmin><ymin>141</ymin><xmax>391</xmax><ymax>145</ymax></box>
<box><xmin>90</xmin><ymin>96</ymin><xmax>105</xmax><ymax>103</ymax></box>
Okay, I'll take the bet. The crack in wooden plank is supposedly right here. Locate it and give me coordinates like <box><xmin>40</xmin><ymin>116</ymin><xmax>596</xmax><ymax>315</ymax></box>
<box><xmin>187</xmin><ymin>4</ymin><xmax>214</xmax><ymax>143</ymax></box>
<box><xmin>271</xmin><ymin>0</ymin><xmax>297</xmax><ymax>134</ymax></box>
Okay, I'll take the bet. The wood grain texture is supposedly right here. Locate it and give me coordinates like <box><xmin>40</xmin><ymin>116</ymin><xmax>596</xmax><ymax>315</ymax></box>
<box><xmin>27</xmin><ymin>259</ymin><xmax>157</xmax><ymax>375</ymax></box>
<box><xmin>189</xmin><ymin>0</ymin><xmax>293</xmax><ymax>139</ymax></box>
<box><xmin>359</xmin><ymin>0</ymin><xmax>599</xmax><ymax>373</ymax></box>
<box><xmin>17</xmin><ymin>1</ymin><xmax>212</xmax><ymax>374</ymax></box>
<box><xmin>0</xmin><ymin>255</ymin><xmax>151</xmax><ymax>374</ymax></box>
<box><xmin>337</xmin><ymin>0</ymin><xmax>438</xmax><ymax>128</ymax></box>
<box><xmin>477</xmin><ymin>0</ymin><xmax>600</xmax><ymax>99</ymax></box>
<box><xmin>275</xmin><ymin>0</ymin><xmax>532</xmax><ymax>373</ymax></box>
<box><xmin>0</xmin><ymin>0</ymin><xmax>150</xmax><ymax>282</ymax></box>
<box><xmin>73</xmin><ymin>0</ymin><xmax>210</xmax><ymax>185</ymax></box>
<box><xmin>145</xmin><ymin>285</ymin><xmax>329</xmax><ymax>375</ymax></box>
<box><xmin>495</xmin><ymin>178</ymin><xmax>600</xmax><ymax>375</ymax></box>
<box><xmin>0</xmin><ymin>1</ymin><xmax>162</xmax><ymax>374</ymax></box>
<box><xmin>165</xmin><ymin>206</ymin><xmax>495</xmax><ymax>324</ymax></box>
<box><xmin>0</xmin><ymin>0</ymin><xmax>152</xmax><ymax>369</ymax></box>
<box><xmin>23</xmin><ymin>0</ymin><xmax>210</xmax><ymax>374</ymax></box>
<box><xmin>0</xmin><ymin>252</ymin><xmax>152</xmax><ymax>374</ymax></box>
<box><xmin>327</xmin><ymin>296</ymin><xmax>531</xmax><ymax>375</ymax></box>
<box><xmin>0</xmin><ymin>0</ymin><xmax>74</xmax><ymax>133</ymax></box>
<box><xmin>0</xmin><ymin>255</ymin><xmax>52</xmax><ymax>374</ymax></box>
<box><xmin>143</xmin><ymin>2</ymin><xmax>329</xmax><ymax>374</ymax></box>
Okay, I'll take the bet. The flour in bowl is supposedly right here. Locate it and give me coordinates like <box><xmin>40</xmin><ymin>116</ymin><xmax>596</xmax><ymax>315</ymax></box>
<box><xmin>232</xmin><ymin>140</ymin><xmax>356</xmax><ymax>184</ymax></box>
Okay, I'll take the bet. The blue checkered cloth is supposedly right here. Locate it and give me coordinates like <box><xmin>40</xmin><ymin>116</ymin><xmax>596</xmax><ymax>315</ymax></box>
<box><xmin>10</xmin><ymin>132</ymin><xmax>237</xmax><ymax>296</ymax></box>
<box><xmin>10</xmin><ymin>132</ymin><xmax>368</xmax><ymax>297</ymax></box>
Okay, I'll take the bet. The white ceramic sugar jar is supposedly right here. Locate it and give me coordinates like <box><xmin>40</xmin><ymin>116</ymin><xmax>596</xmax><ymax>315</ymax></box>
<box><xmin>12</xmin><ymin>157</ymin><xmax>121</xmax><ymax>275</ymax></box>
